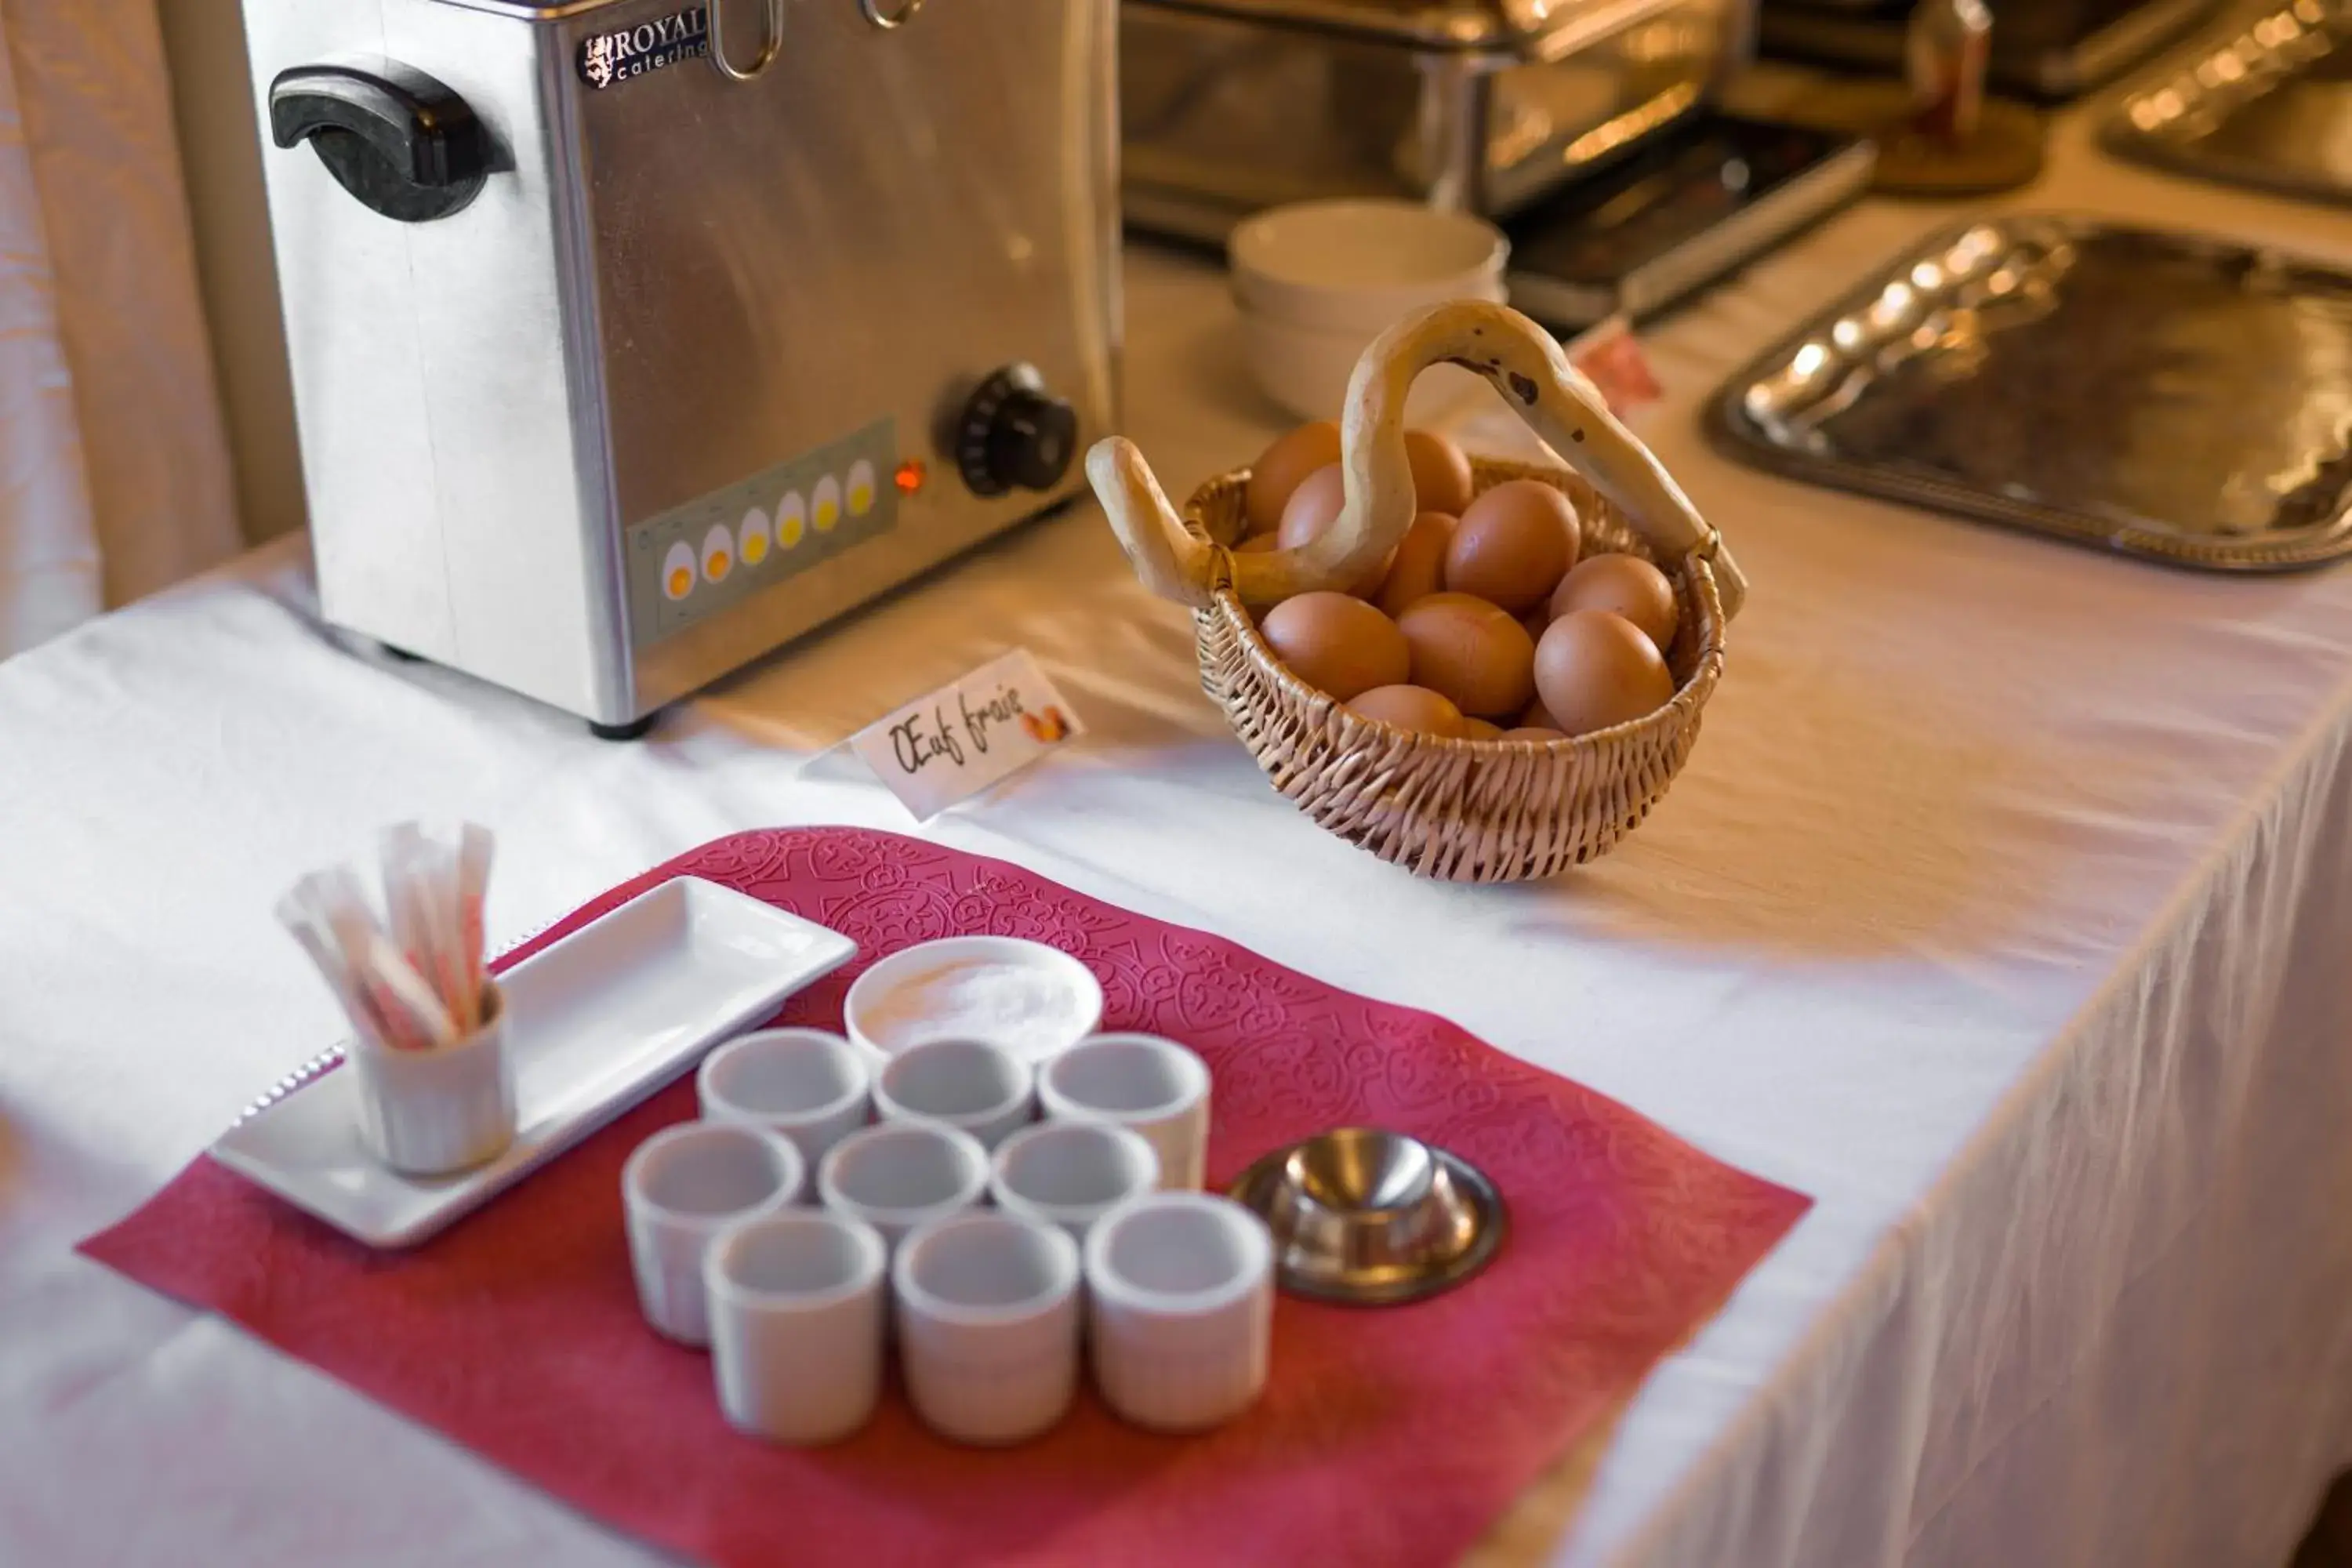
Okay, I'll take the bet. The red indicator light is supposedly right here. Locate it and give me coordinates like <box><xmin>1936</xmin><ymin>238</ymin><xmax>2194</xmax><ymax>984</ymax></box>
<box><xmin>895</xmin><ymin>460</ymin><xmax>927</xmax><ymax>495</ymax></box>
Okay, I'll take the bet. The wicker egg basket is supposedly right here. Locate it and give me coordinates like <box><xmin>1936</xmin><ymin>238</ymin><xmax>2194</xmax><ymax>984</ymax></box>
<box><xmin>1091</xmin><ymin>299</ymin><xmax>1748</xmax><ymax>884</ymax></box>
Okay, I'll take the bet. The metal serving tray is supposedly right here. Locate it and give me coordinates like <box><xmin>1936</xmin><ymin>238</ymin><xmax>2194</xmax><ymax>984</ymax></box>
<box><xmin>2105</xmin><ymin>0</ymin><xmax>2352</xmax><ymax>208</ymax></box>
<box><xmin>1709</xmin><ymin>214</ymin><xmax>2352</xmax><ymax>572</ymax></box>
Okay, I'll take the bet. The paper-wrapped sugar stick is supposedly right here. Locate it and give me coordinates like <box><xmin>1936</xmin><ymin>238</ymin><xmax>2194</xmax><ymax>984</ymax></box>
<box><xmin>280</xmin><ymin>871</ymin><xmax>401</xmax><ymax>1050</ymax></box>
<box><xmin>276</xmin><ymin>887</ymin><xmax>397</xmax><ymax>1054</ymax></box>
<box><xmin>454</xmin><ymin>824</ymin><xmax>495</xmax><ymax>1029</ymax></box>
<box><xmin>381</xmin><ymin>822</ymin><xmax>470</xmax><ymax>1031</ymax></box>
<box><xmin>278</xmin><ymin>823</ymin><xmax>497</xmax><ymax>1052</ymax></box>
<box><xmin>379</xmin><ymin>823</ymin><xmax>436</xmax><ymax>996</ymax></box>
<box><xmin>303</xmin><ymin>866</ymin><xmax>444</xmax><ymax>1054</ymax></box>
<box><xmin>357</xmin><ymin>927</ymin><xmax>459</xmax><ymax>1051</ymax></box>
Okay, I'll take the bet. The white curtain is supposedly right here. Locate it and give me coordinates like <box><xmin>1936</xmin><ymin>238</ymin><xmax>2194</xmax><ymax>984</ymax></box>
<box><xmin>0</xmin><ymin>0</ymin><xmax>240</xmax><ymax>657</ymax></box>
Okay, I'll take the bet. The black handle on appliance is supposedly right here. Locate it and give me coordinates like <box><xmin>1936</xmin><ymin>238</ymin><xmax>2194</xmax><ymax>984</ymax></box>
<box><xmin>269</xmin><ymin>63</ymin><xmax>488</xmax><ymax>223</ymax></box>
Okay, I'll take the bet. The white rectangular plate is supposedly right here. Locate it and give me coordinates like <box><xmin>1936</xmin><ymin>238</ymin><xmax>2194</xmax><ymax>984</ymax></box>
<box><xmin>211</xmin><ymin>876</ymin><xmax>855</xmax><ymax>1249</ymax></box>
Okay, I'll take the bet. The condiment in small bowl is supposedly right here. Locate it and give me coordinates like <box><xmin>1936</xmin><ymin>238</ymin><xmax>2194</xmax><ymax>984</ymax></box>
<box><xmin>844</xmin><ymin>937</ymin><xmax>1104</xmax><ymax>1066</ymax></box>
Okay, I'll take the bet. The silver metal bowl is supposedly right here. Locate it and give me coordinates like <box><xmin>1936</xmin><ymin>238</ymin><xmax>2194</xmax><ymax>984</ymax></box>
<box><xmin>1229</xmin><ymin>1127</ymin><xmax>1505</xmax><ymax>1305</ymax></box>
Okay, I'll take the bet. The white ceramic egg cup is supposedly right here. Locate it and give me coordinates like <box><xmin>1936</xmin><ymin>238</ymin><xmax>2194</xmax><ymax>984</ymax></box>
<box><xmin>1038</xmin><ymin>1034</ymin><xmax>1212</xmax><ymax>1192</ymax></box>
<box><xmin>706</xmin><ymin>1209</ymin><xmax>890</xmax><ymax>1446</ymax></box>
<box><xmin>893</xmin><ymin>1210</ymin><xmax>1083</xmax><ymax>1446</ymax></box>
<box><xmin>815</xmin><ymin>1121</ymin><xmax>993</xmax><ymax>1247</ymax></box>
<box><xmin>627</xmin><ymin>1016</ymin><xmax>1264</xmax><ymax>1450</ymax></box>
<box><xmin>872</xmin><ymin>1037</ymin><xmax>1035</xmax><ymax>1151</ymax></box>
<box><xmin>698</xmin><ymin>1027</ymin><xmax>872</xmax><ymax>1164</ymax></box>
<box><xmin>622</xmin><ymin>1120</ymin><xmax>805</xmax><ymax>1347</ymax></box>
<box><xmin>989</xmin><ymin>1120</ymin><xmax>1161</xmax><ymax>1243</ymax></box>
<box><xmin>1086</xmin><ymin>1192</ymin><xmax>1276</xmax><ymax>1434</ymax></box>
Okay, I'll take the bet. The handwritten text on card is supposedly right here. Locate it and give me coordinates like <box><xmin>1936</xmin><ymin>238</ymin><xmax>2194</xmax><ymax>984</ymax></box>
<box><xmin>849</xmin><ymin>649</ymin><xmax>1084</xmax><ymax>820</ymax></box>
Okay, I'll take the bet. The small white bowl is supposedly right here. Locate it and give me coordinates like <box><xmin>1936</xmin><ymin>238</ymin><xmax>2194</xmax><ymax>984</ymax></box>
<box><xmin>1238</xmin><ymin>306</ymin><xmax>1501</xmax><ymax>428</ymax></box>
<box><xmin>1229</xmin><ymin>198</ymin><xmax>1508</xmax><ymax>334</ymax></box>
<box><xmin>844</xmin><ymin>937</ymin><xmax>1105</xmax><ymax>1067</ymax></box>
<box><xmin>1229</xmin><ymin>198</ymin><xmax>1509</xmax><ymax>426</ymax></box>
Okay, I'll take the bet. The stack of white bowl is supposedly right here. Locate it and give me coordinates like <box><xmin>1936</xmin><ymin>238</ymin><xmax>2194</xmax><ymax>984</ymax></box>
<box><xmin>1228</xmin><ymin>198</ymin><xmax>1512</xmax><ymax>426</ymax></box>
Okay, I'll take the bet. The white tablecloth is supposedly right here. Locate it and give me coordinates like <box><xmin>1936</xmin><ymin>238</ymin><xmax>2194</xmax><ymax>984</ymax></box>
<box><xmin>8</xmin><ymin>50</ymin><xmax>2352</xmax><ymax>1568</ymax></box>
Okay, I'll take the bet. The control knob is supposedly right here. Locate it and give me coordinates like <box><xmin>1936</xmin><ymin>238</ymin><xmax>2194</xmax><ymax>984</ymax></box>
<box><xmin>955</xmin><ymin>365</ymin><xmax>1078</xmax><ymax>499</ymax></box>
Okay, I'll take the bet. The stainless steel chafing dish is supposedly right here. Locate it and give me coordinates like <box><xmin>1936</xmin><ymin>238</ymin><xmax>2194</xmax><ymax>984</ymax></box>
<box><xmin>1121</xmin><ymin>0</ymin><xmax>1759</xmax><ymax>240</ymax></box>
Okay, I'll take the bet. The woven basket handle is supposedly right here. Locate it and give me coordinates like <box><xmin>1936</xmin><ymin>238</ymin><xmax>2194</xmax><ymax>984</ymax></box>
<box><xmin>1090</xmin><ymin>298</ymin><xmax>1747</xmax><ymax>619</ymax></box>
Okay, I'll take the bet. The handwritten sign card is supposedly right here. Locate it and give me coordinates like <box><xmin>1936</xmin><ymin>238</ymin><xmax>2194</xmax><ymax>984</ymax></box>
<box><xmin>848</xmin><ymin>649</ymin><xmax>1086</xmax><ymax>820</ymax></box>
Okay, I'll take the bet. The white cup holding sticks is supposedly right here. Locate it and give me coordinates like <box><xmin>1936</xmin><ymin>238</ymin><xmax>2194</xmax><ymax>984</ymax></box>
<box><xmin>350</xmin><ymin>980</ymin><xmax>517</xmax><ymax>1177</ymax></box>
<box><xmin>278</xmin><ymin>820</ymin><xmax>510</xmax><ymax>1181</ymax></box>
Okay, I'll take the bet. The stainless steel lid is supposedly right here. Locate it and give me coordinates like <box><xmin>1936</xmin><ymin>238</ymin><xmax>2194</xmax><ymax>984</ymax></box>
<box><xmin>1125</xmin><ymin>0</ymin><xmax>1650</xmax><ymax>59</ymax></box>
<box><xmin>418</xmin><ymin>0</ymin><xmax>651</xmax><ymax>17</ymax></box>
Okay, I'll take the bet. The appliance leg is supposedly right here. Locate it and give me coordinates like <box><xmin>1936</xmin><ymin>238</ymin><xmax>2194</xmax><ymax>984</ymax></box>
<box><xmin>589</xmin><ymin>713</ymin><xmax>660</xmax><ymax>742</ymax></box>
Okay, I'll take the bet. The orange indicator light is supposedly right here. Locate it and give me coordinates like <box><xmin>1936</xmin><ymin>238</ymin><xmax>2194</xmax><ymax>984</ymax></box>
<box><xmin>895</xmin><ymin>460</ymin><xmax>927</xmax><ymax>495</ymax></box>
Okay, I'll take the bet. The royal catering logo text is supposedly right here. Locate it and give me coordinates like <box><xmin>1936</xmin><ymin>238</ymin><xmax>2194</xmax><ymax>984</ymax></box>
<box><xmin>579</xmin><ymin>6</ymin><xmax>712</xmax><ymax>89</ymax></box>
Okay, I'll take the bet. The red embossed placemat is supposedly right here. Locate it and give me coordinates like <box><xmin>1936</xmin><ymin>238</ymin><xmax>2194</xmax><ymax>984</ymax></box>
<box><xmin>82</xmin><ymin>828</ymin><xmax>1807</xmax><ymax>1568</ymax></box>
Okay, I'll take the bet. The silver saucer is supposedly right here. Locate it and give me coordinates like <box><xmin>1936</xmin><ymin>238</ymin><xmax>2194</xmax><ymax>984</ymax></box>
<box><xmin>1229</xmin><ymin>1127</ymin><xmax>1506</xmax><ymax>1306</ymax></box>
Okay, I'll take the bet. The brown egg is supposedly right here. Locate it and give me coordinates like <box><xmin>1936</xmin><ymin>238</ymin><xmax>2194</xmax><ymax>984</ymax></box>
<box><xmin>1348</xmin><ymin>684</ymin><xmax>1465</xmax><ymax>737</ymax></box>
<box><xmin>1276</xmin><ymin>465</ymin><xmax>1388</xmax><ymax>596</ymax></box>
<box><xmin>1520</xmin><ymin>695</ymin><xmax>1566</xmax><ymax>731</ymax></box>
<box><xmin>1445</xmin><ymin>480</ymin><xmax>1579</xmax><ymax>614</ymax></box>
<box><xmin>1276</xmin><ymin>464</ymin><xmax>1346</xmax><ymax>552</ymax></box>
<box><xmin>1549</xmin><ymin>554</ymin><xmax>1679</xmax><ymax>657</ymax></box>
<box><xmin>1501</xmin><ymin>726</ymin><xmax>1566</xmax><ymax>742</ymax></box>
<box><xmin>1374</xmin><ymin>511</ymin><xmax>1456</xmax><ymax>617</ymax></box>
<box><xmin>1260</xmin><ymin>591</ymin><xmax>1410</xmax><ymax>702</ymax></box>
<box><xmin>1461</xmin><ymin>717</ymin><xmax>1503</xmax><ymax>741</ymax></box>
<box><xmin>1404</xmin><ymin>430</ymin><xmax>1474</xmax><ymax>515</ymax></box>
<box><xmin>1534</xmin><ymin>610</ymin><xmax>1674</xmax><ymax>737</ymax></box>
<box><xmin>1243</xmin><ymin>422</ymin><xmax>1341</xmax><ymax>537</ymax></box>
<box><xmin>1395</xmin><ymin>593</ymin><xmax>1537</xmax><ymax>718</ymax></box>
